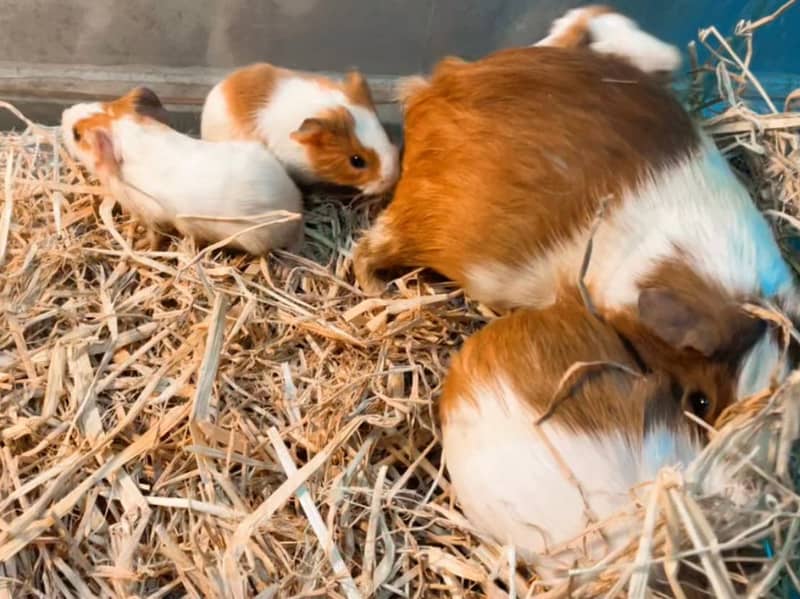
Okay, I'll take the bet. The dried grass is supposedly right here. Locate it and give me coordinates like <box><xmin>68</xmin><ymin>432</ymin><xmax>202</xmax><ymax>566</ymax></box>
<box><xmin>1</xmin><ymin>7</ymin><xmax>800</xmax><ymax>599</ymax></box>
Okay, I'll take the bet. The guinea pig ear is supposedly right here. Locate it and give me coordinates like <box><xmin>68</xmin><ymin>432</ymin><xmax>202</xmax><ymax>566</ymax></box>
<box><xmin>92</xmin><ymin>129</ymin><xmax>122</xmax><ymax>177</ymax></box>
<box><xmin>290</xmin><ymin>118</ymin><xmax>328</xmax><ymax>145</ymax></box>
<box><xmin>638</xmin><ymin>286</ymin><xmax>767</xmax><ymax>361</ymax></box>
<box><xmin>637</xmin><ymin>287</ymin><xmax>723</xmax><ymax>357</ymax></box>
<box><xmin>130</xmin><ymin>86</ymin><xmax>171</xmax><ymax>126</ymax></box>
<box><xmin>344</xmin><ymin>70</ymin><xmax>375</xmax><ymax>108</ymax></box>
<box><xmin>716</xmin><ymin>309</ymin><xmax>767</xmax><ymax>366</ymax></box>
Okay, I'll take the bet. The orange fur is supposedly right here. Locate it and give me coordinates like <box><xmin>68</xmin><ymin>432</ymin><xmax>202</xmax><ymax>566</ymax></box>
<box><xmin>341</xmin><ymin>70</ymin><xmax>376</xmax><ymax>110</ymax></box>
<box><xmin>394</xmin><ymin>76</ymin><xmax>428</xmax><ymax>107</ymax></box>
<box><xmin>290</xmin><ymin>106</ymin><xmax>381</xmax><ymax>188</ymax></box>
<box><xmin>211</xmin><ymin>63</ymin><xmax>393</xmax><ymax>191</ymax></box>
<box><xmin>70</xmin><ymin>87</ymin><xmax>171</xmax><ymax>175</ymax></box>
<box><xmin>441</xmin><ymin>291</ymin><xmax>648</xmax><ymax>433</ymax></box>
<box><xmin>353</xmin><ymin>47</ymin><xmax>697</xmax><ymax>299</ymax></box>
<box><xmin>105</xmin><ymin>87</ymin><xmax>171</xmax><ymax>126</ymax></box>
<box><xmin>221</xmin><ymin>63</ymin><xmax>286</xmax><ymax>139</ymax></box>
<box><xmin>355</xmin><ymin>47</ymin><xmax>769</xmax><ymax>424</ymax></box>
<box><xmin>219</xmin><ymin>63</ymin><xmax>378</xmax><ymax>136</ymax></box>
<box><xmin>71</xmin><ymin>113</ymin><xmax>113</xmax><ymax>160</ymax></box>
<box><xmin>605</xmin><ymin>257</ymin><xmax>766</xmax><ymax>425</ymax></box>
<box><xmin>441</xmin><ymin>287</ymin><xmax>752</xmax><ymax>435</ymax></box>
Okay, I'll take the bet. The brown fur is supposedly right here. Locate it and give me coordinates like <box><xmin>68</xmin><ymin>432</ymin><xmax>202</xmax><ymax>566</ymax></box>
<box><xmin>541</xmin><ymin>4</ymin><xmax>615</xmax><ymax>48</ymax></box>
<box><xmin>606</xmin><ymin>257</ymin><xmax>767</xmax><ymax>424</ymax></box>
<box><xmin>441</xmin><ymin>289</ymin><xmax>739</xmax><ymax>597</ymax></box>
<box><xmin>290</xmin><ymin>106</ymin><xmax>381</xmax><ymax>188</ymax></box>
<box><xmin>219</xmin><ymin>63</ymin><xmax>376</xmax><ymax>133</ymax></box>
<box><xmin>106</xmin><ymin>87</ymin><xmax>171</xmax><ymax>126</ymax></box>
<box><xmin>441</xmin><ymin>291</ymin><xmax>647</xmax><ymax>434</ymax></box>
<box><xmin>394</xmin><ymin>75</ymin><xmax>430</xmax><ymax>106</ymax></box>
<box><xmin>353</xmin><ymin>46</ymin><xmax>698</xmax><ymax>298</ymax></box>
<box><xmin>72</xmin><ymin>113</ymin><xmax>113</xmax><ymax>164</ymax></box>
<box><xmin>440</xmin><ymin>288</ymin><xmax>746</xmax><ymax>435</ymax></box>
<box><xmin>221</xmin><ymin>63</ymin><xmax>286</xmax><ymax>139</ymax></box>
<box><xmin>341</xmin><ymin>70</ymin><xmax>376</xmax><ymax>110</ymax></box>
<box><xmin>71</xmin><ymin>88</ymin><xmax>171</xmax><ymax>175</ymax></box>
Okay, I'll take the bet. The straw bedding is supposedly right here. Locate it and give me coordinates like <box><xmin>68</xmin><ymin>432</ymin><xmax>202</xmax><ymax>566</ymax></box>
<box><xmin>1</xmin><ymin>8</ymin><xmax>799</xmax><ymax>599</ymax></box>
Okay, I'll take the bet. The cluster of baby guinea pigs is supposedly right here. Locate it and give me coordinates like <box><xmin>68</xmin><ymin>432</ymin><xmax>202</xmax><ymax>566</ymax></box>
<box><xmin>60</xmin><ymin>65</ymin><xmax>398</xmax><ymax>255</ymax></box>
<box><xmin>61</xmin><ymin>4</ymin><xmax>797</xmax><ymax>591</ymax></box>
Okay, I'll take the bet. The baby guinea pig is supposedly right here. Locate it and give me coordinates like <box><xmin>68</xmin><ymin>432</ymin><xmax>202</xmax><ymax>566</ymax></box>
<box><xmin>534</xmin><ymin>4</ymin><xmax>681</xmax><ymax>76</ymax></box>
<box><xmin>61</xmin><ymin>87</ymin><xmax>304</xmax><ymax>255</ymax></box>
<box><xmin>201</xmin><ymin>64</ymin><xmax>399</xmax><ymax>195</ymax></box>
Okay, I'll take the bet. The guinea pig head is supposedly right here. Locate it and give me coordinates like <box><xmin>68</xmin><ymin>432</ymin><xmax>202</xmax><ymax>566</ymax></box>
<box><xmin>290</xmin><ymin>71</ymin><xmax>399</xmax><ymax>195</ymax></box>
<box><xmin>61</xmin><ymin>87</ymin><xmax>170</xmax><ymax>179</ymax></box>
<box><xmin>610</xmin><ymin>262</ymin><xmax>768</xmax><ymax>429</ymax></box>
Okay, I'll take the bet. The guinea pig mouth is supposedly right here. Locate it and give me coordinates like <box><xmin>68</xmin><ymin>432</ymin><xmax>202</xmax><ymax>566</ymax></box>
<box><xmin>361</xmin><ymin>178</ymin><xmax>395</xmax><ymax>196</ymax></box>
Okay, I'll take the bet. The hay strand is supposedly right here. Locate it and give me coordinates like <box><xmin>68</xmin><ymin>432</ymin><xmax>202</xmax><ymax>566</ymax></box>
<box><xmin>1</xmin><ymin>5</ymin><xmax>800</xmax><ymax>597</ymax></box>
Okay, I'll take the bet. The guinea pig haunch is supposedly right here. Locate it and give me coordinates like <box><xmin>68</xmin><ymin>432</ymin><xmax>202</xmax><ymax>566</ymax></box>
<box><xmin>201</xmin><ymin>64</ymin><xmax>399</xmax><ymax>195</ymax></box>
<box><xmin>61</xmin><ymin>87</ymin><xmax>304</xmax><ymax>255</ymax></box>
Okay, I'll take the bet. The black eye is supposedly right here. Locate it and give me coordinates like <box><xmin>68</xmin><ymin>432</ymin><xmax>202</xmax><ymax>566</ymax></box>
<box><xmin>687</xmin><ymin>390</ymin><xmax>711</xmax><ymax>418</ymax></box>
<box><xmin>349</xmin><ymin>154</ymin><xmax>366</xmax><ymax>169</ymax></box>
<box><xmin>72</xmin><ymin>126</ymin><xmax>81</xmax><ymax>142</ymax></box>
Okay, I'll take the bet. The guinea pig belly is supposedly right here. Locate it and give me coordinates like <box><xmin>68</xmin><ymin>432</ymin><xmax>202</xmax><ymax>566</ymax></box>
<box><xmin>441</xmin><ymin>375</ymin><xmax>644</xmax><ymax>570</ymax></box>
<box><xmin>106</xmin><ymin>177</ymin><xmax>173</xmax><ymax>229</ymax></box>
<box><xmin>173</xmin><ymin>212</ymin><xmax>302</xmax><ymax>255</ymax></box>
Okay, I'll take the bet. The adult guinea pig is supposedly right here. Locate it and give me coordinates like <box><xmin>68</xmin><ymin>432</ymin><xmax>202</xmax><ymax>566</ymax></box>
<box><xmin>353</xmin><ymin>32</ymin><xmax>798</xmax><ymax>400</ymax></box>
<box><xmin>201</xmin><ymin>64</ymin><xmax>399</xmax><ymax>195</ymax></box>
<box><xmin>61</xmin><ymin>87</ymin><xmax>304</xmax><ymax>255</ymax></box>
<box><xmin>440</xmin><ymin>290</ymin><xmax>759</xmax><ymax>586</ymax></box>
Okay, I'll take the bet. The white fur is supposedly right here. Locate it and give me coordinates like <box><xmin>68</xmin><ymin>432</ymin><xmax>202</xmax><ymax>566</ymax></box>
<box><xmin>466</xmin><ymin>137</ymin><xmax>797</xmax><ymax>398</ymax></box>
<box><xmin>199</xmin><ymin>82</ymin><xmax>233</xmax><ymax>142</ymax></box>
<box><xmin>201</xmin><ymin>74</ymin><xmax>398</xmax><ymax>194</ymax></box>
<box><xmin>60</xmin><ymin>101</ymin><xmax>105</xmax><ymax>160</ymax></box>
<box><xmin>61</xmin><ymin>103</ymin><xmax>303</xmax><ymax>255</ymax></box>
<box><xmin>442</xmin><ymin>374</ymin><xmax>705</xmax><ymax>576</ymax></box>
<box><xmin>535</xmin><ymin>7</ymin><xmax>681</xmax><ymax>74</ymax></box>
<box><xmin>534</xmin><ymin>7</ymin><xmax>594</xmax><ymax>47</ymax></box>
<box><xmin>587</xmin><ymin>14</ymin><xmax>681</xmax><ymax>74</ymax></box>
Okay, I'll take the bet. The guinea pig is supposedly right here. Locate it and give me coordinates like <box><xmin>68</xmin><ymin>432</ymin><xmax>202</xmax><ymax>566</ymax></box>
<box><xmin>61</xmin><ymin>87</ymin><xmax>304</xmax><ymax>255</ymax></box>
<box><xmin>534</xmin><ymin>4</ymin><xmax>681</xmax><ymax>76</ymax></box>
<box><xmin>440</xmin><ymin>291</ymin><xmax>752</xmax><ymax>585</ymax></box>
<box><xmin>353</xmin><ymin>43</ymin><xmax>798</xmax><ymax>401</ymax></box>
<box><xmin>201</xmin><ymin>64</ymin><xmax>399</xmax><ymax>195</ymax></box>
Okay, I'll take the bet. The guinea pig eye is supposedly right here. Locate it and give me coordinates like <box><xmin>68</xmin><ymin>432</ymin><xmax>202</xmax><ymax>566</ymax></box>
<box><xmin>687</xmin><ymin>390</ymin><xmax>711</xmax><ymax>419</ymax></box>
<box><xmin>349</xmin><ymin>154</ymin><xmax>366</xmax><ymax>169</ymax></box>
<box><xmin>72</xmin><ymin>126</ymin><xmax>81</xmax><ymax>142</ymax></box>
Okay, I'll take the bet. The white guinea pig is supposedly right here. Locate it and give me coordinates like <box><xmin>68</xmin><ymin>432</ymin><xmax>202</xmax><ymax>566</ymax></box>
<box><xmin>534</xmin><ymin>4</ymin><xmax>682</xmax><ymax>75</ymax></box>
<box><xmin>201</xmin><ymin>64</ymin><xmax>399</xmax><ymax>195</ymax></box>
<box><xmin>440</xmin><ymin>290</ymin><xmax>756</xmax><ymax>587</ymax></box>
<box><xmin>61</xmin><ymin>87</ymin><xmax>304</xmax><ymax>255</ymax></box>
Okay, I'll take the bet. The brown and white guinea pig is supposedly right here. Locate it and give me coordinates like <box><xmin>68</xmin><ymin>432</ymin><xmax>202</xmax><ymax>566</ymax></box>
<box><xmin>534</xmin><ymin>4</ymin><xmax>681</xmax><ymax>76</ymax></box>
<box><xmin>440</xmin><ymin>291</ymin><xmax>755</xmax><ymax>584</ymax></box>
<box><xmin>353</xmin><ymin>35</ymin><xmax>798</xmax><ymax>402</ymax></box>
<box><xmin>61</xmin><ymin>87</ymin><xmax>304</xmax><ymax>255</ymax></box>
<box><xmin>201</xmin><ymin>64</ymin><xmax>399</xmax><ymax>195</ymax></box>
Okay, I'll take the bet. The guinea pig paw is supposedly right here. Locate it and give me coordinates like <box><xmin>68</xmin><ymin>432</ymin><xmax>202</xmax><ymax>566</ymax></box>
<box><xmin>142</xmin><ymin>228</ymin><xmax>165</xmax><ymax>252</ymax></box>
<box><xmin>353</xmin><ymin>245</ymin><xmax>388</xmax><ymax>296</ymax></box>
<box><xmin>355</xmin><ymin>265</ymin><xmax>388</xmax><ymax>296</ymax></box>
